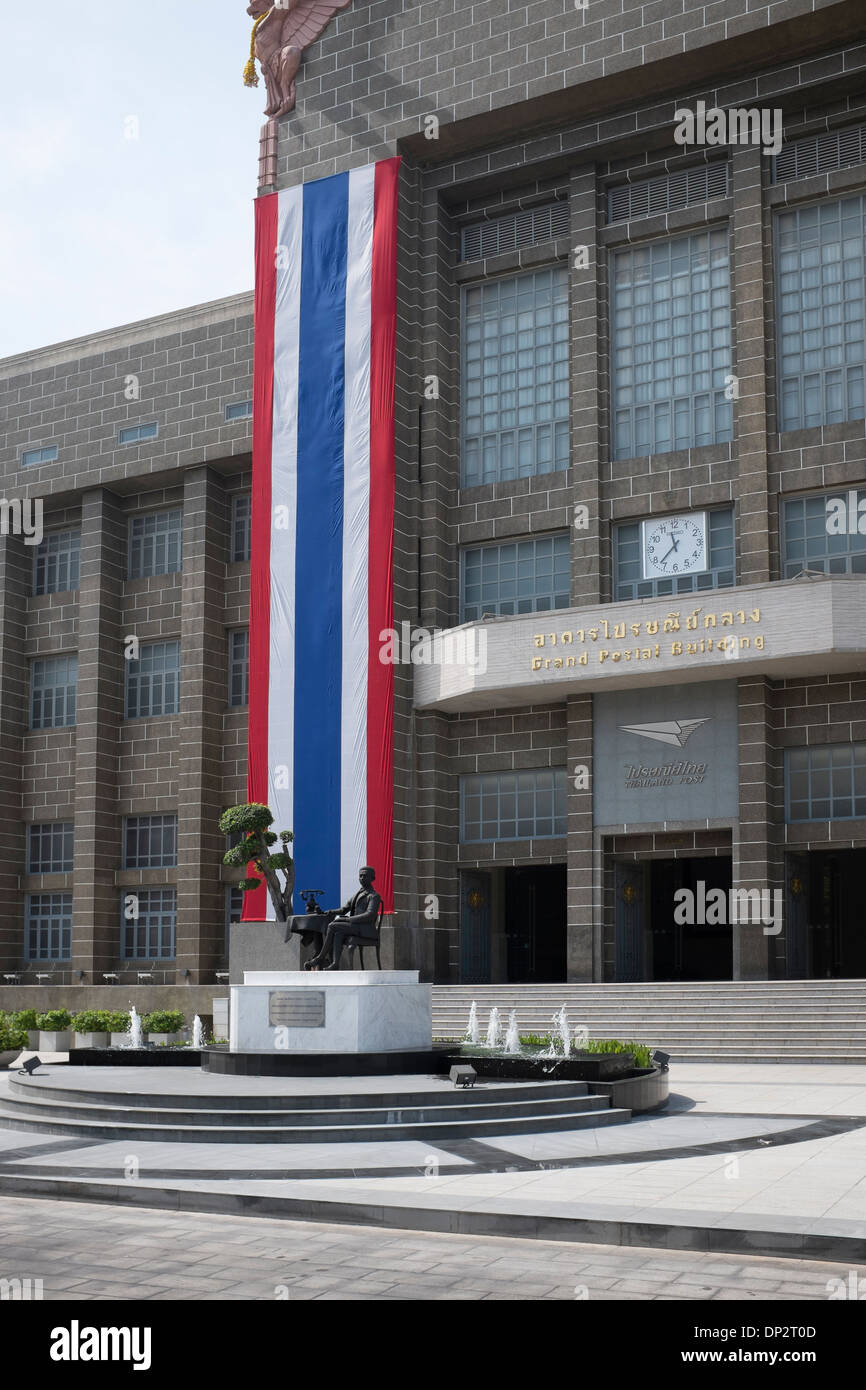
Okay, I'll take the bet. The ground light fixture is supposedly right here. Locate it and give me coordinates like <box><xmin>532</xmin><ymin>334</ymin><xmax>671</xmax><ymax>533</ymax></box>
<box><xmin>450</xmin><ymin>1065</ymin><xmax>477</xmax><ymax>1088</ymax></box>
<box><xmin>18</xmin><ymin>1056</ymin><xmax>42</xmax><ymax>1076</ymax></box>
<box><xmin>652</xmin><ymin>1050</ymin><xmax>671</xmax><ymax>1072</ymax></box>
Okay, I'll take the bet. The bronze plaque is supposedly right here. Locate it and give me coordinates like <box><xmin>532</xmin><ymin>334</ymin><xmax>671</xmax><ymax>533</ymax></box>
<box><xmin>268</xmin><ymin>990</ymin><xmax>326</xmax><ymax>1028</ymax></box>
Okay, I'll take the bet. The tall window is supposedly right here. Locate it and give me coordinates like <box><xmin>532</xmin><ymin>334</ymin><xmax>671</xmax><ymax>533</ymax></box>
<box><xmin>786</xmin><ymin>744</ymin><xmax>866</xmax><ymax>821</ymax></box>
<box><xmin>776</xmin><ymin>195</ymin><xmax>866</xmax><ymax>432</ymax></box>
<box><xmin>614</xmin><ymin>507</ymin><xmax>736</xmax><ymax>600</ymax></box>
<box><xmin>225</xmin><ymin>884</ymin><xmax>244</xmax><ymax>954</ymax></box>
<box><xmin>27</xmin><ymin>892</ymin><xmax>72</xmax><ymax>960</ymax></box>
<box><xmin>228</xmin><ymin>630</ymin><xmax>250</xmax><ymax>707</ymax></box>
<box><xmin>460</xmin><ymin>768</ymin><xmax>567</xmax><ymax>842</ymax></box>
<box><xmin>128</xmin><ymin>510</ymin><xmax>182</xmax><ymax>579</ymax></box>
<box><xmin>31</xmin><ymin>656</ymin><xmax>77</xmax><ymax>729</ymax></box>
<box><xmin>123</xmin><ymin>815</ymin><xmax>178</xmax><ymax>869</ymax></box>
<box><xmin>461</xmin><ymin>534</ymin><xmax>571</xmax><ymax>621</ymax></box>
<box><xmin>782</xmin><ymin>489</ymin><xmax>866</xmax><ymax>576</ymax></box>
<box><xmin>121</xmin><ymin>886</ymin><xmax>177</xmax><ymax>959</ymax></box>
<box><xmin>27</xmin><ymin>823</ymin><xmax>74</xmax><ymax>874</ymax></box>
<box><xmin>231</xmin><ymin>495</ymin><xmax>251</xmax><ymax>562</ymax></box>
<box><xmin>612</xmin><ymin>227</ymin><xmax>733</xmax><ymax>459</ymax></box>
<box><xmin>461</xmin><ymin>267</ymin><xmax>569</xmax><ymax>487</ymax></box>
<box><xmin>125</xmin><ymin>641</ymin><xmax>180</xmax><ymax>719</ymax></box>
<box><xmin>33</xmin><ymin>530</ymin><xmax>81</xmax><ymax>595</ymax></box>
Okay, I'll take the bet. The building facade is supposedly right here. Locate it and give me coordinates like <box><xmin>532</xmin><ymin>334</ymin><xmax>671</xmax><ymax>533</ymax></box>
<box><xmin>3</xmin><ymin>0</ymin><xmax>866</xmax><ymax>1000</ymax></box>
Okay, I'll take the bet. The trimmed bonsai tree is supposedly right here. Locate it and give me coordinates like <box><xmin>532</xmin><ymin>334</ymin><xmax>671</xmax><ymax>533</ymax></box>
<box><xmin>220</xmin><ymin>803</ymin><xmax>295</xmax><ymax>922</ymax></box>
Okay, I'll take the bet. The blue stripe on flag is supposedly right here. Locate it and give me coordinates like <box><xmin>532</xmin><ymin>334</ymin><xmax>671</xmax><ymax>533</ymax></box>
<box><xmin>293</xmin><ymin>172</ymin><xmax>349</xmax><ymax>904</ymax></box>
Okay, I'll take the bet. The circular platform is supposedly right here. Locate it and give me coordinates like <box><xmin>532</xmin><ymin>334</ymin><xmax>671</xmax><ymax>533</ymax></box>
<box><xmin>201</xmin><ymin>1046</ymin><xmax>454</xmax><ymax>1077</ymax></box>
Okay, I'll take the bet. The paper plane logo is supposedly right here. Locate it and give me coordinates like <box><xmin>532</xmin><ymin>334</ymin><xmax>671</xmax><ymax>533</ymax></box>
<box><xmin>618</xmin><ymin>718</ymin><xmax>710</xmax><ymax>748</ymax></box>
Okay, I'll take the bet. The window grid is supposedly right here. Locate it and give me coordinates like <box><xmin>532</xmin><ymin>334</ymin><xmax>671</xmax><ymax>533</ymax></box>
<box><xmin>123</xmin><ymin>815</ymin><xmax>178</xmax><ymax>870</ymax></box>
<box><xmin>786</xmin><ymin>743</ymin><xmax>866</xmax><ymax>822</ymax></box>
<box><xmin>782</xmin><ymin>489</ymin><xmax>866</xmax><ymax>577</ymax></box>
<box><xmin>612</xmin><ymin>227</ymin><xmax>733</xmax><ymax>460</ymax></box>
<box><xmin>31</xmin><ymin>656</ymin><xmax>77</xmax><ymax>730</ymax></box>
<box><xmin>461</xmin><ymin>267</ymin><xmax>570</xmax><ymax>487</ymax></box>
<box><xmin>228</xmin><ymin>630</ymin><xmax>250</xmax><ymax>707</ymax></box>
<box><xmin>128</xmin><ymin>510</ymin><xmax>182</xmax><ymax>579</ymax></box>
<box><xmin>225</xmin><ymin>400</ymin><xmax>253</xmax><ymax>421</ymax></box>
<box><xmin>27</xmin><ymin>892</ymin><xmax>72</xmax><ymax>960</ymax></box>
<box><xmin>121</xmin><ymin>887</ymin><xmax>177</xmax><ymax>959</ymax></box>
<box><xmin>461</xmin><ymin>533</ymin><xmax>571</xmax><ymax>621</ymax></box>
<box><xmin>614</xmin><ymin>507</ymin><xmax>736</xmax><ymax>600</ymax></box>
<box><xmin>27</xmin><ymin>823</ymin><xmax>74</xmax><ymax>875</ymax></box>
<box><xmin>119</xmin><ymin>423</ymin><xmax>158</xmax><ymax>445</ymax></box>
<box><xmin>232</xmin><ymin>495</ymin><xmax>251</xmax><ymax>562</ymax></box>
<box><xmin>33</xmin><ymin>530</ymin><xmax>80</xmax><ymax>595</ymax></box>
<box><xmin>460</xmin><ymin>202</ymin><xmax>570</xmax><ymax>262</ymax></box>
<box><xmin>22</xmin><ymin>446</ymin><xmax>58</xmax><ymax>467</ymax></box>
<box><xmin>460</xmin><ymin>769</ymin><xmax>567</xmax><ymax>842</ymax></box>
<box><xmin>775</xmin><ymin>196</ymin><xmax>866</xmax><ymax>432</ymax></box>
<box><xmin>126</xmin><ymin>642</ymin><xmax>180</xmax><ymax>719</ymax></box>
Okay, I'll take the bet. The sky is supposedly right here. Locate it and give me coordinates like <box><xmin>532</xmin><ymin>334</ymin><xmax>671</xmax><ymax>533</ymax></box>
<box><xmin>0</xmin><ymin>2</ymin><xmax>266</xmax><ymax>359</ymax></box>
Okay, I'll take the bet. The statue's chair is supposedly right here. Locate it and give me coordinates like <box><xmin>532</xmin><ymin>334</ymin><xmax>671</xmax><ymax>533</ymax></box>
<box><xmin>343</xmin><ymin>899</ymin><xmax>384</xmax><ymax>970</ymax></box>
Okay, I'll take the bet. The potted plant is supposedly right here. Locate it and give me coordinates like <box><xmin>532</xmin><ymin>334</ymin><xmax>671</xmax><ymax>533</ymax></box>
<box><xmin>70</xmin><ymin>1010</ymin><xmax>111</xmax><ymax>1049</ymax></box>
<box><xmin>14</xmin><ymin>1008</ymin><xmax>39</xmax><ymax>1049</ymax></box>
<box><xmin>142</xmin><ymin>1010</ymin><xmax>184</xmax><ymax>1045</ymax></box>
<box><xmin>0</xmin><ymin>1018</ymin><xmax>26</xmax><ymax>1068</ymax></box>
<box><xmin>105</xmin><ymin>1010</ymin><xmax>131</xmax><ymax>1047</ymax></box>
<box><xmin>35</xmin><ymin>1009</ymin><xmax>72</xmax><ymax>1051</ymax></box>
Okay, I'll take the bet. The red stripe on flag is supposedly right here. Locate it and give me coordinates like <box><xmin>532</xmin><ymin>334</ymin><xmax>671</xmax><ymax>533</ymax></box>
<box><xmin>244</xmin><ymin>191</ymin><xmax>279</xmax><ymax>921</ymax></box>
<box><xmin>366</xmin><ymin>157</ymin><xmax>400</xmax><ymax>915</ymax></box>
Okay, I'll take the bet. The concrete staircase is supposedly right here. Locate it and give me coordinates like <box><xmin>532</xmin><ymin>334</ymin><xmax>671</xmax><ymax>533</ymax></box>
<box><xmin>432</xmin><ymin>980</ymin><xmax>866</xmax><ymax>1063</ymax></box>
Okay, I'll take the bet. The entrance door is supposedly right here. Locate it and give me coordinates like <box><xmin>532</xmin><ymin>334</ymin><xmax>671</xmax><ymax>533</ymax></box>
<box><xmin>785</xmin><ymin>852</ymin><xmax>810</xmax><ymax>978</ymax></box>
<box><xmin>807</xmin><ymin>850</ymin><xmax>866</xmax><ymax>978</ymax></box>
<box><xmin>615</xmin><ymin>862</ymin><xmax>648</xmax><ymax>981</ymax></box>
<box><xmin>459</xmin><ymin>871</ymin><xmax>491</xmax><ymax>983</ymax></box>
<box><xmin>504</xmin><ymin>865</ymin><xmax>566</xmax><ymax>982</ymax></box>
<box><xmin>649</xmin><ymin>857</ymin><xmax>733</xmax><ymax>981</ymax></box>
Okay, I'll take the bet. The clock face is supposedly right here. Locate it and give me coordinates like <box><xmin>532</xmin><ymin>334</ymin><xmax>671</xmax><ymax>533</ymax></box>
<box><xmin>641</xmin><ymin>513</ymin><xmax>708</xmax><ymax>580</ymax></box>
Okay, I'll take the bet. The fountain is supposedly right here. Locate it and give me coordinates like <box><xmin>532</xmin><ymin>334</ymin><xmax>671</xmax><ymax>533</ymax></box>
<box><xmin>192</xmin><ymin>1015</ymin><xmax>205</xmax><ymax>1049</ymax></box>
<box><xmin>556</xmin><ymin>1004</ymin><xmax>570</xmax><ymax>1054</ymax></box>
<box><xmin>484</xmin><ymin>1006</ymin><xmax>502</xmax><ymax>1049</ymax></box>
<box><xmin>465</xmin><ymin>1000</ymin><xmax>480</xmax><ymax>1046</ymax></box>
<box><xmin>127</xmin><ymin>1005</ymin><xmax>144</xmax><ymax>1050</ymax></box>
<box><xmin>504</xmin><ymin>1010</ymin><xmax>521</xmax><ymax>1054</ymax></box>
<box><xmin>573</xmin><ymin>1025</ymin><xmax>589</xmax><ymax>1049</ymax></box>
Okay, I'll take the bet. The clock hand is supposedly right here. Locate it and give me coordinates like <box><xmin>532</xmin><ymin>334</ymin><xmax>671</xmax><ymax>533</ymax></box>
<box><xmin>660</xmin><ymin>543</ymin><xmax>677</xmax><ymax>562</ymax></box>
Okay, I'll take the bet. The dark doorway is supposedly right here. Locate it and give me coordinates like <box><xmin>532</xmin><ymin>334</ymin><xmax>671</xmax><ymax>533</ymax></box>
<box><xmin>649</xmin><ymin>856</ymin><xmax>733</xmax><ymax>981</ymax></box>
<box><xmin>804</xmin><ymin>850</ymin><xmax>866</xmax><ymax>978</ymax></box>
<box><xmin>504</xmin><ymin>865</ymin><xmax>566</xmax><ymax>982</ymax></box>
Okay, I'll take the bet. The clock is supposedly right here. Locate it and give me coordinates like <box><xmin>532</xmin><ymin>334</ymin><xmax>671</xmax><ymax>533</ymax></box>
<box><xmin>641</xmin><ymin>512</ymin><xmax>708</xmax><ymax>580</ymax></box>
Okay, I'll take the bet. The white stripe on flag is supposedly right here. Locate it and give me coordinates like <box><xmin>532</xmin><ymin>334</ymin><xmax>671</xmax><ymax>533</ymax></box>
<box><xmin>267</xmin><ymin>185</ymin><xmax>304</xmax><ymax>920</ymax></box>
<box><xmin>340</xmin><ymin>165</ymin><xmax>375</xmax><ymax>902</ymax></box>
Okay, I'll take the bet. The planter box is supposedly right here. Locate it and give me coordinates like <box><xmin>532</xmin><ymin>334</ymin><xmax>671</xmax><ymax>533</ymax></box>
<box><xmin>74</xmin><ymin>1031</ymin><xmax>109</xmax><ymax>1049</ymax></box>
<box><xmin>0</xmin><ymin>1049</ymin><xmax>21</xmax><ymax>1067</ymax></box>
<box><xmin>455</xmin><ymin>1049</ymin><xmax>634</xmax><ymax>1082</ymax></box>
<box><xmin>147</xmin><ymin>1032</ymin><xmax>180</xmax><ymax>1045</ymax></box>
<box><xmin>110</xmin><ymin>1031</ymin><xmax>132</xmax><ymax>1048</ymax></box>
<box><xmin>26</xmin><ymin>1030</ymin><xmax>39</xmax><ymax>1049</ymax></box>
<box><xmin>38</xmin><ymin>1031</ymin><xmax>71</xmax><ymax>1051</ymax></box>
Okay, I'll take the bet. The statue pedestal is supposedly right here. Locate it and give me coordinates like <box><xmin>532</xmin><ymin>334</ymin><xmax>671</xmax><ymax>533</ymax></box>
<box><xmin>229</xmin><ymin>971</ymin><xmax>432</xmax><ymax>1054</ymax></box>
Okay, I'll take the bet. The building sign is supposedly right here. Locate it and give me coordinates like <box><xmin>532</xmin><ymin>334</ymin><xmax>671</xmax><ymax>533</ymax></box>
<box><xmin>268</xmin><ymin>990</ymin><xmax>326</xmax><ymax>1028</ymax></box>
<box><xmin>593</xmin><ymin>682</ymin><xmax>739</xmax><ymax>826</ymax></box>
<box><xmin>530</xmin><ymin>605</ymin><xmax>763</xmax><ymax>674</ymax></box>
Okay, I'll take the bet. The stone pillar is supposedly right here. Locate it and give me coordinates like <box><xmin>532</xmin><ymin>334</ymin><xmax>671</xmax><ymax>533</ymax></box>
<box><xmin>733</xmin><ymin>677</ymin><xmax>779</xmax><ymax>979</ymax></box>
<box><xmin>569</xmin><ymin>164</ymin><xmax>603</xmax><ymax>606</ymax></box>
<box><xmin>731</xmin><ymin>147</ymin><xmax>771</xmax><ymax>585</ymax></box>
<box><xmin>176</xmin><ymin>468</ymin><xmax>228</xmax><ymax>984</ymax></box>
<box><xmin>566</xmin><ymin>693</ymin><xmax>594</xmax><ymax>980</ymax></box>
<box><xmin>0</xmin><ymin>536</ymin><xmax>30</xmax><ymax>969</ymax></box>
<box><xmin>72</xmin><ymin>489</ymin><xmax>125</xmax><ymax>977</ymax></box>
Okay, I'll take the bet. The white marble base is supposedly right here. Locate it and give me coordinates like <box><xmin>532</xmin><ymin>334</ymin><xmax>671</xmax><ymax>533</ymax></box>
<box><xmin>230</xmin><ymin>971</ymin><xmax>432</xmax><ymax>1054</ymax></box>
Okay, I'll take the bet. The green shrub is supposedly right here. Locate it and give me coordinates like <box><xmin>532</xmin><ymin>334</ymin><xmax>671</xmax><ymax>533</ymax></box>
<box><xmin>14</xmin><ymin>1009</ymin><xmax>38</xmax><ymax>1031</ymax></box>
<box><xmin>0</xmin><ymin>1019</ymin><xmax>26</xmax><ymax>1052</ymax></box>
<box><xmin>71</xmin><ymin>1010</ymin><xmax>110</xmax><ymax>1034</ymax></box>
<box><xmin>575</xmin><ymin>1037</ymin><xmax>653</xmax><ymax>1069</ymax></box>
<box><xmin>35</xmin><ymin>1009</ymin><xmax>71</xmax><ymax>1031</ymax></box>
<box><xmin>104</xmin><ymin>1011</ymin><xmax>130</xmax><ymax>1032</ymax></box>
<box><xmin>142</xmin><ymin>1010</ymin><xmax>184</xmax><ymax>1034</ymax></box>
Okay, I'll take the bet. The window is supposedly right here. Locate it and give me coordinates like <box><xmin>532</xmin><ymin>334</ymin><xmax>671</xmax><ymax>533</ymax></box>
<box><xmin>118</xmin><ymin>422</ymin><xmax>158</xmax><ymax>444</ymax></box>
<box><xmin>782</xmin><ymin>489</ymin><xmax>866</xmax><ymax>576</ymax></box>
<box><xmin>462</xmin><ymin>267</ymin><xmax>569</xmax><ymax>487</ymax></box>
<box><xmin>614</xmin><ymin>507</ymin><xmax>736</xmax><ymax>600</ymax></box>
<box><xmin>123</xmin><ymin>814</ymin><xmax>178</xmax><ymax>869</ymax></box>
<box><xmin>121</xmin><ymin>886</ymin><xmax>177</xmax><ymax>959</ymax></box>
<box><xmin>607</xmin><ymin>162</ymin><xmax>729</xmax><ymax>224</ymax></box>
<box><xmin>228</xmin><ymin>630</ymin><xmax>249</xmax><ymax>707</ymax></box>
<box><xmin>460</xmin><ymin>768</ymin><xmax>567</xmax><ymax>842</ymax></box>
<box><xmin>774</xmin><ymin>123</ymin><xmax>866</xmax><ymax>184</ymax></box>
<box><xmin>786</xmin><ymin>743</ymin><xmax>866</xmax><ymax>821</ymax></box>
<box><xmin>461</xmin><ymin>533</ymin><xmax>571</xmax><ymax>621</ymax></box>
<box><xmin>225</xmin><ymin>884</ymin><xmax>244</xmax><ymax>952</ymax></box>
<box><xmin>460</xmin><ymin>202</ymin><xmax>570</xmax><ymax>262</ymax></box>
<box><xmin>128</xmin><ymin>509</ymin><xmax>182</xmax><ymax>579</ymax></box>
<box><xmin>31</xmin><ymin>656</ymin><xmax>77</xmax><ymax>729</ymax></box>
<box><xmin>225</xmin><ymin>400</ymin><xmax>253</xmax><ymax>421</ymax></box>
<box><xmin>232</xmin><ymin>494</ymin><xmax>251</xmax><ymax>562</ymax></box>
<box><xmin>27</xmin><ymin>823</ymin><xmax>74</xmax><ymax>874</ymax></box>
<box><xmin>612</xmin><ymin>227</ymin><xmax>733</xmax><ymax>459</ymax></box>
<box><xmin>27</xmin><ymin>892</ymin><xmax>72</xmax><ymax>960</ymax></box>
<box><xmin>22</xmin><ymin>445</ymin><xmax>58</xmax><ymax>467</ymax></box>
<box><xmin>126</xmin><ymin>641</ymin><xmax>180</xmax><ymax>719</ymax></box>
<box><xmin>775</xmin><ymin>196</ymin><xmax>866</xmax><ymax>432</ymax></box>
<box><xmin>33</xmin><ymin>530</ymin><xmax>80</xmax><ymax>595</ymax></box>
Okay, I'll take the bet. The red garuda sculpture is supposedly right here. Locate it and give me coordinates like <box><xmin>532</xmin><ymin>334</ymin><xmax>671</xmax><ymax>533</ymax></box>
<box><xmin>244</xmin><ymin>0</ymin><xmax>354</xmax><ymax>118</ymax></box>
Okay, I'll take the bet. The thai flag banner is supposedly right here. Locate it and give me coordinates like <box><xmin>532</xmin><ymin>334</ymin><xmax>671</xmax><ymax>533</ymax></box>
<box><xmin>245</xmin><ymin>157</ymin><xmax>399</xmax><ymax>920</ymax></box>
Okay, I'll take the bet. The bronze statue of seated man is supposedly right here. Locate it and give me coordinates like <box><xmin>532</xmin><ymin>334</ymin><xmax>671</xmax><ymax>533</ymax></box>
<box><xmin>304</xmin><ymin>866</ymin><xmax>381</xmax><ymax>970</ymax></box>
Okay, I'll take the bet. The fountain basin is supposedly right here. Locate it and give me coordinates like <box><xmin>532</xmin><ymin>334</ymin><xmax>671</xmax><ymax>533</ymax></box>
<box><xmin>457</xmin><ymin>1048</ymin><xmax>635</xmax><ymax>1082</ymax></box>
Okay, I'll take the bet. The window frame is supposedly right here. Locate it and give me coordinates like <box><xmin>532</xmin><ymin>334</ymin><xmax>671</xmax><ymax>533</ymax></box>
<box><xmin>125</xmin><ymin>640</ymin><xmax>181</xmax><ymax>720</ymax></box>
<box><xmin>27</xmin><ymin>822</ymin><xmax>74</xmax><ymax>875</ymax></box>
<box><xmin>459</xmin><ymin>531</ymin><xmax>572</xmax><ymax>622</ymax></box>
<box><xmin>26</xmin><ymin>891</ymin><xmax>73</xmax><ymax>961</ymax></box>
<box><xmin>30</xmin><ymin>655</ymin><xmax>77</xmax><ymax>730</ymax></box>
<box><xmin>459</xmin><ymin>768</ymin><xmax>568</xmax><ymax>843</ymax></box>
<box><xmin>33</xmin><ymin>529</ymin><xmax>81</xmax><ymax>596</ymax></box>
